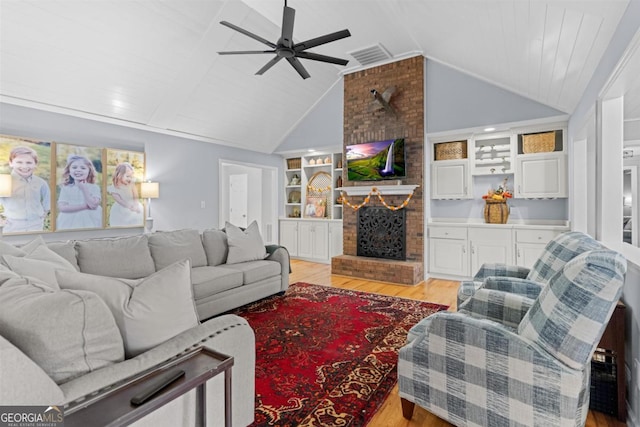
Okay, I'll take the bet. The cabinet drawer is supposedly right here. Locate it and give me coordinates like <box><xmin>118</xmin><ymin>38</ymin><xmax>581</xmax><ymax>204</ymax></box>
<box><xmin>429</xmin><ymin>226</ymin><xmax>467</xmax><ymax>240</ymax></box>
<box><xmin>468</xmin><ymin>227</ymin><xmax>511</xmax><ymax>241</ymax></box>
<box><xmin>516</xmin><ymin>229</ymin><xmax>561</xmax><ymax>244</ymax></box>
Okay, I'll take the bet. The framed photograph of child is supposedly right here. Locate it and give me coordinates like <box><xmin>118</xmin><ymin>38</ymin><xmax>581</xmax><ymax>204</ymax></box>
<box><xmin>105</xmin><ymin>149</ymin><xmax>145</xmax><ymax>228</ymax></box>
<box><xmin>0</xmin><ymin>134</ymin><xmax>53</xmax><ymax>234</ymax></box>
<box><xmin>53</xmin><ymin>143</ymin><xmax>104</xmax><ymax>231</ymax></box>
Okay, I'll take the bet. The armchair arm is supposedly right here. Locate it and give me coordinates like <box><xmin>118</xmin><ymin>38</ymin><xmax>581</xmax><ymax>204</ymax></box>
<box><xmin>483</xmin><ymin>276</ymin><xmax>545</xmax><ymax>299</ymax></box>
<box><xmin>398</xmin><ymin>312</ymin><xmax>587</xmax><ymax>427</ymax></box>
<box><xmin>473</xmin><ymin>263</ymin><xmax>530</xmax><ymax>281</ymax></box>
<box><xmin>458</xmin><ymin>288</ymin><xmax>534</xmax><ymax>329</ymax></box>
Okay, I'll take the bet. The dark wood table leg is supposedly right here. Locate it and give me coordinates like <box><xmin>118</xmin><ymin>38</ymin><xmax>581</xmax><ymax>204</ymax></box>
<box><xmin>196</xmin><ymin>383</ymin><xmax>206</xmax><ymax>427</ymax></box>
<box><xmin>225</xmin><ymin>368</ymin><xmax>232</xmax><ymax>427</ymax></box>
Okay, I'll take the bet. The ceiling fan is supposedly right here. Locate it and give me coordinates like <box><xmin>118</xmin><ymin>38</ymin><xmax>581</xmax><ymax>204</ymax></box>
<box><xmin>218</xmin><ymin>0</ymin><xmax>351</xmax><ymax>79</ymax></box>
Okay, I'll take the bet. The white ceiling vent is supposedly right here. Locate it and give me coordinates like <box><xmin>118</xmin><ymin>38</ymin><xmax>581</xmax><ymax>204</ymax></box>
<box><xmin>348</xmin><ymin>43</ymin><xmax>392</xmax><ymax>66</ymax></box>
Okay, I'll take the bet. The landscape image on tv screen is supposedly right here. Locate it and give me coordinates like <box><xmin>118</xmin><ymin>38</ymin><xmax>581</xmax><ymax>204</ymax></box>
<box><xmin>346</xmin><ymin>138</ymin><xmax>405</xmax><ymax>181</ymax></box>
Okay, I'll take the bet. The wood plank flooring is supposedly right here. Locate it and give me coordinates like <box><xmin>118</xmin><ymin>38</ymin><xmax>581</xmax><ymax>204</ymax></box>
<box><xmin>288</xmin><ymin>259</ymin><xmax>625</xmax><ymax>427</ymax></box>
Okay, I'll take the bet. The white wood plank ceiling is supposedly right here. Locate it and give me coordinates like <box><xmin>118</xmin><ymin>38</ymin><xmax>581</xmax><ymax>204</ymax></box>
<box><xmin>0</xmin><ymin>0</ymin><xmax>632</xmax><ymax>153</ymax></box>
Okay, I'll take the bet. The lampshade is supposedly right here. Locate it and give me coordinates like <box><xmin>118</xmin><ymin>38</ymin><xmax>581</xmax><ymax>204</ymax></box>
<box><xmin>140</xmin><ymin>182</ymin><xmax>159</xmax><ymax>199</ymax></box>
<box><xmin>0</xmin><ymin>174</ymin><xmax>12</xmax><ymax>197</ymax></box>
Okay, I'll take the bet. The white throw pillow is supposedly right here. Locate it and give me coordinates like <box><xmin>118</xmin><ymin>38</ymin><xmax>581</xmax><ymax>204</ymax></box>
<box><xmin>0</xmin><ymin>276</ymin><xmax>124</xmax><ymax>384</ymax></box>
<box><xmin>56</xmin><ymin>259</ymin><xmax>200</xmax><ymax>358</ymax></box>
<box><xmin>4</xmin><ymin>245</ymin><xmax>77</xmax><ymax>289</ymax></box>
<box><xmin>225</xmin><ymin>220</ymin><xmax>267</xmax><ymax>264</ymax></box>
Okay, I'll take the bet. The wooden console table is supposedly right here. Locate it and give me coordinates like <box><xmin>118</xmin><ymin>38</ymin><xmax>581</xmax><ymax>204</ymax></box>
<box><xmin>594</xmin><ymin>300</ymin><xmax>626</xmax><ymax>422</ymax></box>
<box><xmin>64</xmin><ymin>347</ymin><xmax>233</xmax><ymax>427</ymax></box>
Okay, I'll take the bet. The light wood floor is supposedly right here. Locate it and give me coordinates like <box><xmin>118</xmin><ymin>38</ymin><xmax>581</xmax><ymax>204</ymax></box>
<box><xmin>289</xmin><ymin>259</ymin><xmax>625</xmax><ymax>427</ymax></box>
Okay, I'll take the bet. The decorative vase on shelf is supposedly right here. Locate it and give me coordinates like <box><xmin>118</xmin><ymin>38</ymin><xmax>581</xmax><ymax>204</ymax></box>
<box><xmin>324</xmin><ymin>156</ymin><xmax>331</xmax><ymax>164</ymax></box>
<box><xmin>336</xmin><ymin>175</ymin><xmax>343</xmax><ymax>188</ymax></box>
<box><xmin>309</xmin><ymin>159</ymin><xmax>316</xmax><ymax>165</ymax></box>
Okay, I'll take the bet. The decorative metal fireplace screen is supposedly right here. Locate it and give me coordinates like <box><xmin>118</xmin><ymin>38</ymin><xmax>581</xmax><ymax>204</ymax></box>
<box><xmin>357</xmin><ymin>207</ymin><xmax>406</xmax><ymax>260</ymax></box>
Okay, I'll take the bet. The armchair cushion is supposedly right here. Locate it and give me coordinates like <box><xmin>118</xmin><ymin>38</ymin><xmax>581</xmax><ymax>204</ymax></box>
<box><xmin>458</xmin><ymin>288</ymin><xmax>534</xmax><ymax>329</ymax></box>
<box><xmin>473</xmin><ymin>263</ymin><xmax>530</xmax><ymax>281</ymax></box>
<box><xmin>519</xmin><ymin>250</ymin><xmax>626</xmax><ymax>370</ymax></box>
<box><xmin>483</xmin><ymin>276</ymin><xmax>545</xmax><ymax>299</ymax></box>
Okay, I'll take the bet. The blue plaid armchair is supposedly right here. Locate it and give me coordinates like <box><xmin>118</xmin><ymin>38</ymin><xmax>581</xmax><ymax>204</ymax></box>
<box><xmin>399</xmin><ymin>249</ymin><xmax>626</xmax><ymax>427</ymax></box>
<box><xmin>457</xmin><ymin>231</ymin><xmax>603</xmax><ymax>308</ymax></box>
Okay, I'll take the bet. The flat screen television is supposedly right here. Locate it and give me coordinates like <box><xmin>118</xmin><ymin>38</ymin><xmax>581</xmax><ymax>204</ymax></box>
<box><xmin>346</xmin><ymin>138</ymin><xmax>406</xmax><ymax>181</ymax></box>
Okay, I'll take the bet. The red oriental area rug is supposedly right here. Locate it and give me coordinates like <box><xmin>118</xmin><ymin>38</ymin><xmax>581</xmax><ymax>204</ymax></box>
<box><xmin>231</xmin><ymin>282</ymin><xmax>449</xmax><ymax>426</ymax></box>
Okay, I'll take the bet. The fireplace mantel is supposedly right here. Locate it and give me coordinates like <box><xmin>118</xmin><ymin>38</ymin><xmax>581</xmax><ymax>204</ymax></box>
<box><xmin>337</xmin><ymin>184</ymin><xmax>419</xmax><ymax>196</ymax></box>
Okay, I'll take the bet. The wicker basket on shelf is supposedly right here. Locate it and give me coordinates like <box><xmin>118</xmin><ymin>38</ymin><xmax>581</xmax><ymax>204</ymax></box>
<box><xmin>287</xmin><ymin>158</ymin><xmax>301</xmax><ymax>169</ymax></box>
<box><xmin>522</xmin><ymin>132</ymin><xmax>555</xmax><ymax>153</ymax></box>
<box><xmin>484</xmin><ymin>199</ymin><xmax>509</xmax><ymax>224</ymax></box>
<box><xmin>434</xmin><ymin>141</ymin><xmax>467</xmax><ymax>160</ymax></box>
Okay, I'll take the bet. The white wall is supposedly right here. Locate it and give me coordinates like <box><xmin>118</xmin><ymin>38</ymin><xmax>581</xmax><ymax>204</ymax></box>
<box><xmin>0</xmin><ymin>102</ymin><xmax>283</xmax><ymax>244</ymax></box>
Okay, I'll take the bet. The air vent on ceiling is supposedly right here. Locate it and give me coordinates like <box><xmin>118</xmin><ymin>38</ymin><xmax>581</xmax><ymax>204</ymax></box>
<box><xmin>348</xmin><ymin>43</ymin><xmax>392</xmax><ymax>66</ymax></box>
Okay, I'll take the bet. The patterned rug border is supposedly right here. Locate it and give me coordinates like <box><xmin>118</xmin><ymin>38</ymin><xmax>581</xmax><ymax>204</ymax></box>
<box><xmin>234</xmin><ymin>282</ymin><xmax>449</xmax><ymax>426</ymax></box>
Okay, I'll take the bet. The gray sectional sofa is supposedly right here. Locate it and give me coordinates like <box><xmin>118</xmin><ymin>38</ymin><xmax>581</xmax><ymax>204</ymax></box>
<box><xmin>0</xmin><ymin>227</ymin><xmax>290</xmax><ymax>427</ymax></box>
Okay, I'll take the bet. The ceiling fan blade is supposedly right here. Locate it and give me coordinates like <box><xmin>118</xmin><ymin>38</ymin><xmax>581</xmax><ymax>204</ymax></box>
<box><xmin>296</xmin><ymin>51</ymin><xmax>349</xmax><ymax>66</ymax></box>
<box><xmin>256</xmin><ymin>56</ymin><xmax>284</xmax><ymax>75</ymax></box>
<box><xmin>287</xmin><ymin>57</ymin><xmax>310</xmax><ymax>79</ymax></box>
<box><xmin>294</xmin><ymin>29</ymin><xmax>351</xmax><ymax>52</ymax></box>
<box><xmin>218</xmin><ymin>50</ymin><xmax>276</xmax><ymax>55</ymax></box>
<box><xmin>220</xmin><ymin>21</ymin><xmax>276</xmax><ymax>49</ymax></box>
<box><xmin>280</xmin><ymin>6</ymin><xmax>295</xmax><ymax>48</ymax></box>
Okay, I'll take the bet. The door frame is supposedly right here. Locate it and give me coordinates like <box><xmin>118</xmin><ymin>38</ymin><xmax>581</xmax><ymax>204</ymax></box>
<box><xmin>218</xmin><ymin>159</ymin><xmax>278</xmax><ymax>244</ymax></box>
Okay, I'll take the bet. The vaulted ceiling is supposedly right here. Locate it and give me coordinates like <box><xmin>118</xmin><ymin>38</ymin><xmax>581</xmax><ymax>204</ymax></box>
<box><xmin>0</xmin><ymin>0</ymin><xmax>633</xmax><ymax>153</ymax></box>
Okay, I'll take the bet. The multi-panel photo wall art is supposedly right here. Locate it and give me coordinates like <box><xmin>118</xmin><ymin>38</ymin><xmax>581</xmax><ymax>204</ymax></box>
<box><xmin>0</xmin><ymin>134</ymin><xmax>146</xmax><ymax>235</ymax></box>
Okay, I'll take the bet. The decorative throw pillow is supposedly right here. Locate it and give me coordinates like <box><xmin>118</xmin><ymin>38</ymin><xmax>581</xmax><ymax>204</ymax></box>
<box><xmin>225</xmin><ymin>221</ymin><xmax>267</xmax><ymax>264</ymax></box>
<box><xmin>3</xmin><ymin>245</ymin><xmax>76</xmax><ymax>289</ymax></box>
<box><xmin>202</xmin><ymin>229</ymin><xmax>228</xmax><ymax>266</ymax></box>
<box><xmin>56</xmin><ymin>259</ymin><xmax>200</xmax><ymax>358</ymax></box>
<box><xmin>148</xmin><ymin>229</ymin><xmax>208</xmax><ymax>270</ymax></box>
<box><xmin>0</xmin><ymin>276</ymin><xmax>124</xmax><ymax>384</ymax></box>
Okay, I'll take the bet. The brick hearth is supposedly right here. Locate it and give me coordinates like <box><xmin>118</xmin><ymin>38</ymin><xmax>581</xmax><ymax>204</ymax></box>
<box><xmin>332</xmin><ymin>255</ymin><xmax>422</xmax><ymax>285</ymax></box>
<box><xmin>332</xmin><ymin>56</ymin><xmax>424</xmax><ymax>285</ymax></box>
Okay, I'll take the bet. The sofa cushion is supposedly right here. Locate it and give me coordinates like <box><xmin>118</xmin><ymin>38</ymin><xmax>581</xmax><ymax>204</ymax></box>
<box><xmin>225</xmin><ymin>221</ymin><xmax>267</xmax><ymax>264</ymax></box>
<box><xmin>75</xmin><ymin>235</ymin><xmax>155</xmax><ymax>279</ymax></box>
<box><xmin>202</xmin><ymin>229</ymin><xmax>228</xmax><ymax>266</ymax></box>
<box><xmin>190</xmin><ymin>266</ymin><xmax>243</xmax><ymax>300</ymax></box>
<box><xmin>0</xmin><ymin>276</ymin><xmax>124</xmax><ymax>384</ymax></box>
<box><xmin>47</xmin><ymin>241</ymin><xmax>80</xmax><ymax>271</ymax></box>
<box><xmin>4</xmin><ymin>245</ymin><xmax>76</xmax><ymax>289</ymax></box>
<box><xmin>219</xmin><ymin>260</ymin><xmax>281</xmax><ymax>285</ymax></box>
<box><xmin>56</xmin><ymin>259</ymin><xmax>200</xmax><ymax>358</ymax></box>
<box><xmin>148</xmin><ymin>229</ymin><xmax>208</xmax><ymax>270</ymax></box>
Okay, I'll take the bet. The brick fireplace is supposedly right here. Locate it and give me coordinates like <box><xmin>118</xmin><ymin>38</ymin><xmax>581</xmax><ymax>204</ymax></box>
<box><xmin>331</xmin><ymin>56</ymin><xmax>424</xmax><ymax>285</ymax></box>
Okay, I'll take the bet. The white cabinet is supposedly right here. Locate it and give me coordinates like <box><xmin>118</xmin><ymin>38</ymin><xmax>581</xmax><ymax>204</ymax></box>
<box><xmin>514</xmin><ymin>228</ymin><xmax>562</xmax><ymax>269</ymax></box>
<box><xmin>329</xmin><ymin>222</ymin><xmax>343</xmax><ymax>258</ymax></box>
<box><xmin>431</xmin><ymin>160</ymin><xmax>471</xmax><ymax>199</ymax></box>
<box><xmin>428</xmin><ymin>223</ymin><xmax>567</xmax><ymax>278</ymax></box>
<box><xmin>298</xmin><ymin>221</ymin><xmax>329</xmax><ymax>260</ymax></box>
<box><xmin>279</xmin><ymin>220</ymin><xmax>299</xmax><ymax>256</ymax></box>
<box><xmin>428</xmin><ymin>226</ymin><xmax>469</xmax><ymax>276</ymax></box>
<box><xmin>515</xmin><ymin>153</ymin><xmax>567</xmax><ymax>198</ymax></box>
<box><xmin>514</xmin><ymin>127</ymin><xmax>567</xmax><ymax>198</ymax></box>
<box><xmin>468</xmin><ymin>227</ymin><xmax>513</xmax><ymax>273</ymax></box>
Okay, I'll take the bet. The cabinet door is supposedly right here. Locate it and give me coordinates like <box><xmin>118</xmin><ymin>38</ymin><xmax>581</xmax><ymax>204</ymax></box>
<box><xmin>312</xmin><ymin>222</ymin><xmax>329</xmax><ymax>260</ymax></box>
<box><xmin>515</xmin><ymin>153</ymin><xmax>567</xmax><ymax>198</ymax></box>
<box><xmin>515</xmin><ymin>243</ymin><xmax>546</xmax><ymax>269</ymax></box>
<box><xmin>297</xmin><ymin>222</ymin><xmax>315</xmax><ymax>259</ymax></box>
<box><xmin>279</xmin><ymin>221</ymin><xmax>298</xmax><ymax>257</ymax></box>
<box><xmin>329</xmin><ymin>222</ymin><xmax>343</xmax><ymax>258</ymax></box>
<box><xmin>429</xmin><ymin>238</ymin><xmax>468</xmax><ymax>277</ymax></box>
<box><xmin>468</xmin><ymin>228</ymin><xmax>513</xmax><ymax>274</ymax></box>
<box><xmin>431</xmin><ymin>160</ymin><xmax>470</xmax><ymax>199</ymax></box>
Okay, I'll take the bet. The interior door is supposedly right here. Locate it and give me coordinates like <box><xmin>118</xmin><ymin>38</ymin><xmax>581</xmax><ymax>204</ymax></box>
<box><xmin>229</xmin><ymin>173</ymin><xmax>248</xmax><ymax>228</ymax></box>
